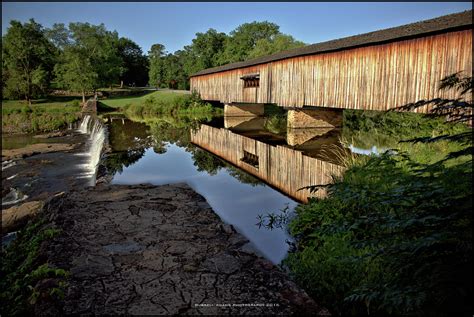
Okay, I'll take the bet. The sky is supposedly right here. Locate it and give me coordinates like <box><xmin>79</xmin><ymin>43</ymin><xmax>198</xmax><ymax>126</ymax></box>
<box><xmin>2</xmin><ymin>2</ymin><xmax>472</xmax><ymax>54</ymax></box>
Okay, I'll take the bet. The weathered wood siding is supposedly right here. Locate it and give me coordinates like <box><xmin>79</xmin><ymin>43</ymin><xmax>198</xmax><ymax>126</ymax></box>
<box><xmin>191</xmin><ymin>124</ymin><xmax>345</xmax><ymax>202</ymax></box>
<box><xmin>190</xmin><ymin>30</ymin><xmax>472</xmax><ymax>112</ymax></box>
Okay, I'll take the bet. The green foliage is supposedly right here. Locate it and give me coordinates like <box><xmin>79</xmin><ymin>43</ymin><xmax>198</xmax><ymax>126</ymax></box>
<box><xmin>192</xmin><ymin>148</ymin><xmax>226</xmax><ymax>175</ymax></box>
<box><xmin>44</xmin><ymin>23</ymin><xmax>70</xmax><ymax>50</ymax></box>
<box><xmin>248</xmin><ymin>34</ymin><xmax>306</xmax><ymax>59</ymax></box>
<box><xmin>342</xmin><ymin>109</ymin><xmax>467</xmax><ymax>148</ymax></box>
<box><xmin>264</xmin><ymin>114</ymin><xmax>287</xmax><ymax>135</ymax></box>
<box><xmin>218</xmin><ymin>21</ymin><xmax>280</xmax><ymax>64</ymax></box>
<box><xmin>54</xmin><ymin>46</ymin><xmax>98</xmax><ymax>98</ymax></box>
<box><xmin>2</xmin><ymin>19</ymin><xmax>56</xmax><ymax>102</ymax></box>
<box><xmin>116</xmin><ymin>37</ymin><xmax>149</xmax><ymax>87</ymax></box>
<box><xmin>2</xmin><ymin>17</ymin><xmax>306</xmax><ymax>101</ymax></box>
<box><xmin>285</xmin><ymin>151</ymin><xmax>472</xmax><ymax>316</ymax></box>
<box><xmin>284</xmin><ymin>76</ymin><xmax>473</xmax><ymax>316</ymax></box>
<box><xmin>148</xmin><ymin>43</ymin><xmax>167</xmax><ymax>87</ymax></box>
<box><xmin>54</xmin><ymin>22</ymin><xmax>123</xmax><ymax>100</ymax></box>
<box><xmin>122</xmin><ymin>91</ymin><xmax>221</xmax><ymax>120</ymax></box>
<box><xmin>145</xmin><ymin>21</ymin><xmax>306</xmax><ymax>90</ymax></box>
<box><xmin>284</xmin><ymin>233</ymin><xmax>373</xmax><ymax>316</ymax></box>
<box><xmin>1</xmin><ymin>219</ymin><xmax>67</xmax><ymax>316</ymax></box>
<box><xmin>182</xmin><ymin>29</ymin><xmax>228</xmax><ymax>75</ymax></box>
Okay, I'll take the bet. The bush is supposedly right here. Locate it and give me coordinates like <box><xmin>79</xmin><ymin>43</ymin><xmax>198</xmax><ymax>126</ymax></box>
<box><xmin>285</xmin><ymin>151</ymin><xmax>472</xmax><ymax>316</ymax></box>
<box><xmin>21</xmin><ymin>104</ymin><xmax>33</xmax><ymax>115</ymax></box>
<box><xmin>123</xmin><ymin>91</ymin><xmax>221</xmax><ymax>120</ymax></box>
<box><xmin>0</xmin><ymin>218</ymin><xmax>67</xmax><ymax>316</ymax></box>
<box><xmin>284</xmin><ymin>75</ymin><xmax>472</xmax><ymax>316</ymax></box>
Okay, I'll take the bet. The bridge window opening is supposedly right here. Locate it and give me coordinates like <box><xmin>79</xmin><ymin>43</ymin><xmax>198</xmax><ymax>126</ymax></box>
<box><xmin>241</xmin><ymin>150</ymin><xmax>259</xmax><ymax>168</ymax></box>
<box><xmin>241</xmin><ymin>73</ymin><xmax>260</xmax><ymax>88</ymax></box>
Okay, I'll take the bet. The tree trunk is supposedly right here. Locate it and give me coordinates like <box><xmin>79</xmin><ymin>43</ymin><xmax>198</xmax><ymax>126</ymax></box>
<box><xmin>120</xmin><ymin>80</ymin><xmax>123</xmax><ymax>88</ymax></box>
<box><xmin>82</xmin><ymin>91</ymin><xmax>86</xmax><ymax>104</ymax></box>
<box><xmin>27</xmin><ymin>76</ymin><xmax>32</xmax><ymax>106</ymax></box>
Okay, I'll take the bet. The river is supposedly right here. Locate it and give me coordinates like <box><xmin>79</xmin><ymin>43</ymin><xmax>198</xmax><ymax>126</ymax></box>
<box><xmin>102</xmin><ymin>114</ymin><xmax>351</xmax><ymax>264</ymax></box>
<box><xmin>2</xmin><ymin>112</ymin><xmax>382</xmax><ymax>264</ymax></box>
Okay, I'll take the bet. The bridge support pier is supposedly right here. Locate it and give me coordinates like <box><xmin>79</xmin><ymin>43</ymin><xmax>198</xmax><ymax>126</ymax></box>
<box><xmin>286</xmin><ymin>127</ymin><xmax>335</xmax><ymax>146</ymax></box>
<box><xmin>224</xmin><ymin>103</ymin><xmax>264</xmax><ymax>117</ymax></box>
<box><xmin>287</xmin><ymin>108</ymin><xmax>343</xmax><ymax>129</ymax></box>
<box><xmin>224</xmin><ymin>116</ymin><xmax>265</xmax><ymax>130</ymax></box>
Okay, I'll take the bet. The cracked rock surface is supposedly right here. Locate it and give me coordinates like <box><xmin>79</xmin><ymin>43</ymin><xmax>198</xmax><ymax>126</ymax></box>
<box><xmin>43</xmin><ymin>183</ymin><xmax>327</xmax><ymax>315</ymax></box>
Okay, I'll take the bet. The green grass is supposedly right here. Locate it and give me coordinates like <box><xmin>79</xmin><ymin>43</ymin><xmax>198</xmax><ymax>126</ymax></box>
<box><xmin>119</xmin><ymin>90</ymin><xmax>222</xmax><ymax>120</ymax></box>
<box><xmin>2</xmin><ymin>98</ymin><xmax>82</xmax><ymax>134</ymax></box>
<box><xmin>2</xmin><ymin>98</ymin><xmax>81</xmax><ymax>115</ymax></box>
<box><xmin>99</xmin><ymin>90</ymin><xmax>189</xmax><ymax>109</ymax></box>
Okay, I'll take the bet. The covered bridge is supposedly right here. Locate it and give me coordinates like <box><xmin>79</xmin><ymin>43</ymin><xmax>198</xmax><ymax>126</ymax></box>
<box><xmin>190</xmin><ymin>10</ymin><xmax>472</xmax><ymax>127</ymax></box>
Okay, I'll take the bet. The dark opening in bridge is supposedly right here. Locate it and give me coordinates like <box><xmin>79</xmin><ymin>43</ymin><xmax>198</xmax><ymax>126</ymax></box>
<box><xmin>241</xmin><ymin>73</ymin><xmax>260</xmax><ymax>88</ymax></box>
<box><xmin>241</xmin><ymin>150</ymin><xmax>259</xmax><ymax>168</ymax></box>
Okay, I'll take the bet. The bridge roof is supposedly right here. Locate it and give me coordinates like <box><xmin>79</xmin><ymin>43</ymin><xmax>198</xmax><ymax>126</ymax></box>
<box><xmin>190</xmin><ymin>10</ymin><xmax>472</xmax><ymax>77</ymax></box>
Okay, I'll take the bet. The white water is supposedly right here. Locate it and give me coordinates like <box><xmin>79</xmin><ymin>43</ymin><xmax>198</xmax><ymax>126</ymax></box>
<box><xmin>78</xmin><ymin>115</ymin><xmax>92</xmax><ymax>134</ymax></box>
<box><xmin>2</xmin><ymin>188</ymin><xmax>28</xmax><ymax>206</ymax></box>
<box><xmin>1</xmin><ymin>160</ymin><xmax>16</xmax><ymax>171</ymax></box>
<box><xmin>77</xmin><ymin>115</ymin><xmax>106</xmax><ymax>186</ymax></box>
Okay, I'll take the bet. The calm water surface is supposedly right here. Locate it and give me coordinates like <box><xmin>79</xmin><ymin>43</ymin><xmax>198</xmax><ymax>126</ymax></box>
<box><xmin>104</xmin><ymin>115</ymin><xmax>348</xmax><ymax>264</ymax></box>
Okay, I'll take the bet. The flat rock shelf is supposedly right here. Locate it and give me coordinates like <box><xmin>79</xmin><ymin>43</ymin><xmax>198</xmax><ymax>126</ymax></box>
<box><xmin>41</xmin><ymin>183</ymin><xmax>328</xmax><ymax>315</ymax></box>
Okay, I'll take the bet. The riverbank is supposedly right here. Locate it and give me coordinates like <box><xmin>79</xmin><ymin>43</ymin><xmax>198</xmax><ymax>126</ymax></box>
<box><xmin>1</xmin><ymin>117</ymin><xmax>107</xmax><ymax>234</ymax></box>
<box><xmin>2</xmin><ymin>99</ymin><xmax>82</xmax><ymax>134</ymax></box>
<box><xmin>2</xmin><ymin>143</ymin><xmax>77</xmax><ymax>161</ymax></box>
<box><xmin>1</xmin><ymin>183</ymin><xmax>328</xmax><ymax>315</ymax></box>
<box><xmin>279</xmin><ymin>109</ymin><xmax>472</xmax><ymax>316</ymax></box>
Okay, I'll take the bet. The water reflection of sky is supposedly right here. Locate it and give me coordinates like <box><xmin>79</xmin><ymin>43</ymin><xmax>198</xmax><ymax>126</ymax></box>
<box><xmin>111</xmin><ymin>145</ymin><xmax>297</xmax><ymax>264</ymax></box>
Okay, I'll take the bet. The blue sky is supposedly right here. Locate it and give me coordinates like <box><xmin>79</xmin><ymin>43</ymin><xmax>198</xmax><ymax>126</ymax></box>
<box><xmin>2</xmin><ymin>2</ymin><xmax>471</xmax><ymax>54</ymax></box>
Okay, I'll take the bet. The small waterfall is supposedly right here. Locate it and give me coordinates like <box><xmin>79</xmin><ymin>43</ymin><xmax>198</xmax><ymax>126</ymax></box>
<box><xmin>79</xmin><ymin>115</ymin><xmax>92</xmax><ymax>134</ymax></box>
<box><xmin>77</xmin><ymin>115</ymin><xmax>106</xmax><ymax>186</ymax></box>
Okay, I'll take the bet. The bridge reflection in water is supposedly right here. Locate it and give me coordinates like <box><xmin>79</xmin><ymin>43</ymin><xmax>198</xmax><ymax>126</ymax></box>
<box><xmin>191</xmin><ymin>121</ymin><xmax>346</xmax><ymax>202</ymax></box>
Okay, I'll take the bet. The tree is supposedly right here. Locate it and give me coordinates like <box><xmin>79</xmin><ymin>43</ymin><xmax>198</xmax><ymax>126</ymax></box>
<box><xmin>145</xmin><ymin>22</ymin><xmax>305</xmax><ymax>90</ymax></box>
<box><xmin>45</xmin><ymin>23</ymin><xmax>70</xmax><ymax>51</ymax></box>
<box><xmin>54</xmin><ymin>22</ymin><xmax>123</xmax><ymax>102</ymax></box>
<box><xmin>161</xmin><ymin>53</ymin><xmax>189</xmax><ymax>89</ymax></box>
<box><xmin>2</xmin><ymin>19</ymin><xmax>55</xmax><ymax>103</ymax></box>
<box><xmin>54</xmin><ymin>47</ymin><xmax>97</xmax><ymax>102</ymax></box>
<box><xmin>116</xmin><ymin>37</ymin><xmax>148</xmax><ymax>87</ymax></box>
<box><xmin>248</xmin><ymin>34</ymin><xmax>306</xmax><ymax>59</ymax></box>
<box><xmin>182</xmin><ymin>29</ymin><xmax>227</xmax><ymax>75</ymax></box>
<box><xmin>218</xmin><ymin>21</ymin><xmax>280</xmax><ymax>64</ymax></box>
<box><xmin>148</xmin><ymin>43</ymin><xmax>166</xmax><ymax>88</ymax></box>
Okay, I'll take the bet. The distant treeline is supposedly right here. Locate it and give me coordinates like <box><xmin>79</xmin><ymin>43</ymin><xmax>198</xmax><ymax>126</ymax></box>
<box><xmin>2</xmin><ymin>19</ymin><xmax>305</xmax><ymax>103</ymax></box>
<box><xmin>148</xmin><ymin>22</ymin><xmax>305</xmax><ymax>90</ymax></box>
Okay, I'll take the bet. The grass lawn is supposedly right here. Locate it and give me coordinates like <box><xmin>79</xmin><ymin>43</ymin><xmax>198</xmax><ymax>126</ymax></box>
<box><xmin>2</xmin><ymin>97</ymin><xmax>82</xmax><ymax>134</ymax></box>
<box><xmin>1</xmin><ymin>98</ymin><xmax>82</xmax><ymax>115</ymax></box>
<box><xmin>100</xmin><ymin>90</ymin><xmax>190</xmax><ymax>109</ymax></box>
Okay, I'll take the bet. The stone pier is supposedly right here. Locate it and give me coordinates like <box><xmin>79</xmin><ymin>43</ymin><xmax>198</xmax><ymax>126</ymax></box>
<box><xmin>224</xmin><ymin>103</ymin><xmax>264</xmax><ymax>117</ymax></box>
<box><xmin>287</xmin><ymin>108</ymin><xmax>343</xmax><ymax>129</ymax></box>
<box><xmin>286</xmin><ymin>127</ymin><xmax>335</xmax><ymax>146</ymax></box>
<box><xmin>224</xmin><ymin>116</ymin><xmax>265</xmax><ymax>130</ymax></box>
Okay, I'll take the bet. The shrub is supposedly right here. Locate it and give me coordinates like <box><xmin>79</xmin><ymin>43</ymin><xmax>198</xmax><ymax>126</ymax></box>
<box><xmin>284</xmin><ymin>74</ymin><xmax>472</xmax><ymax>316</ymax></box>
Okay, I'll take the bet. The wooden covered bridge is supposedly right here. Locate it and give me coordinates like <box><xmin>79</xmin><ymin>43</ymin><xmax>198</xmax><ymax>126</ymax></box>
<box><xmin>190</xmin><ymin>10</ymin><xmax>472</xmax><ymax>128</ymax></box>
